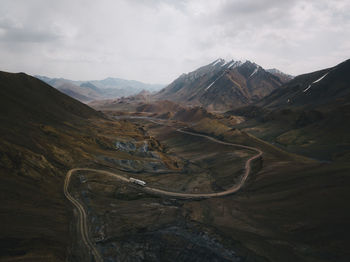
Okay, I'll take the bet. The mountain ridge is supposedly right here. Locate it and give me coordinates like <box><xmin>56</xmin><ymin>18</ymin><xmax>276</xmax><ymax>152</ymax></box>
<box><xmin>154</xmin><ymin>58</ymin><xmax>289</xmax><ymax>111</ymax></box>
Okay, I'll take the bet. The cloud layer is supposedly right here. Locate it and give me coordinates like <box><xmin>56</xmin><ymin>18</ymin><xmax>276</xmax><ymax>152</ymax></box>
<box><xmin>0</xmin><ymin>0</ymin><xmax>349</xmax><ymax>83</ymax></box>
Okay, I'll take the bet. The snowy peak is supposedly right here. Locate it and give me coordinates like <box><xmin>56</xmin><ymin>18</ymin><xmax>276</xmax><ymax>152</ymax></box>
<box><xmin>211</xmin><ymin>58</ymin><xmax>225</xmax><ymax>66</ymax></box>
<box><xmin>210</xmin><ymin>58</ymin><xmax>245</xmax><ymax>69</ymax></box>
<box><xmin>206</xmin><ymin>58</ymin><xmax>287</xmax><ymax>83</ymax></box>
<box><xmin>155</xmin><ymin>58</ymin><xmax>285</xmax><ymax>111</ymax></box>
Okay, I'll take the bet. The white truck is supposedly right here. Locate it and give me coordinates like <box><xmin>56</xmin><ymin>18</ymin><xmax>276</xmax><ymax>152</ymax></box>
<box><xmin>129</xmin><ymin>177</ymin><xmax>146</xmax><ymax>187</ymax></box>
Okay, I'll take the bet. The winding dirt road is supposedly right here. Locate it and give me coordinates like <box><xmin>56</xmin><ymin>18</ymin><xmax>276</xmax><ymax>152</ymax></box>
<box><xmin>64</xmin><ymin>118</ymin><xmax>263</xmax><ymax>261</ymax></box>
<box><xmin>64</xmin><ymin>169</ymin><xmax>104</xmax><ymax>262</ymax></box>
<box><xmin>146</xmin><ymin>128</ymin><xmax>262</xmax><ymax>198</ymax></box>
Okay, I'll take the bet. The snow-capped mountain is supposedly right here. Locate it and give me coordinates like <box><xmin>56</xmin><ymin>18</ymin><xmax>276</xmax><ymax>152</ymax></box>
<box><xmin>154</xmin><ymin>58</ymin><xmax>286</xmax><ymax>111</ymax></box>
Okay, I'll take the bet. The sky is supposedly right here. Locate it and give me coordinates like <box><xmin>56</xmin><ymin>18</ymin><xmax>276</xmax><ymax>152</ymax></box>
<box><xmin>0</xmin><ymin>0</ymin><xmax>349</xmax><ymax>84</ymax></box>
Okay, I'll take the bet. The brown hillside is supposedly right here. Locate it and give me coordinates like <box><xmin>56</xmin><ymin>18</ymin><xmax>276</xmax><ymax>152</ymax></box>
<box><xmin>172</xmin><ymin>106</ymin><xmax>214</xmax><ymax>122</ymax></box>
<box><xmin>136</xmin><ymin>100</ymin><xmax>184</xmax><ymax>113</ymax></box>
<box><xmin>0</xmin><ymin>71</ymin><xmax>165</xmax><ymax>261</ymax></box>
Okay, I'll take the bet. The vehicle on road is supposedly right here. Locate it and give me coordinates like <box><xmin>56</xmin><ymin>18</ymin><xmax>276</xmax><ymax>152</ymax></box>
<box><xmin>129</xmin><ymin>177</ymin><xmax>146</xmax><ymax>186</ymax></box>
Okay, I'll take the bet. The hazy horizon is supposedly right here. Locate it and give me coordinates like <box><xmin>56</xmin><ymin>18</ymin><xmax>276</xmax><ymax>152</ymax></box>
<box><xmin>0</xmin><ymin>0</ymin><xmax>349</xmax><ymax>84</ymax></box>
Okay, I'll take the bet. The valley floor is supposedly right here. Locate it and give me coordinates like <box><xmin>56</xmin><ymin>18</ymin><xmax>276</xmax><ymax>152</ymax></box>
<box><xmin>2</xmin><ymin>114</ymin><xmax>349</xmax><ymax>262</ymax></box>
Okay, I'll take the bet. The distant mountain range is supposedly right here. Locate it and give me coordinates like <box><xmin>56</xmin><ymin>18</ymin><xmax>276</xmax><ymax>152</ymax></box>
<box><xmin>34</xmin><ymin>75</ymin><xmax>164</xmax><ymax>103</ymax></box>
<box><xmin>154</xmin><ymin>59</ymin><xmax>292</xmax><ymax>111</ymax></box>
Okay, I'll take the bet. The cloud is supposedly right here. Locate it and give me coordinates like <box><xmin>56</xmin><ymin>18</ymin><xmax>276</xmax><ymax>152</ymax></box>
<box><xmin>0</xmin><ymin>18</ymin><xmax>61</xmax><ymax>43</ymax></box>
<box><xmin>0</xmin><ymin>0</ymin><xmax>349</xmax><ymax>83</ymax></box>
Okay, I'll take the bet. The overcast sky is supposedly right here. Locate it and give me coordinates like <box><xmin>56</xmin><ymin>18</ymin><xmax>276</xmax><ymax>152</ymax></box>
<box><xmin>0</xmin><ymin>0</ymin><xmax>349</xmax><ymax>84</ymax></box>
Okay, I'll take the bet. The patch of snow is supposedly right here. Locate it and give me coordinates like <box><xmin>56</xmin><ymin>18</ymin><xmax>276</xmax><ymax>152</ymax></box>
<box><xmin>250</xmin><ymin>68</ymin><xmax>259</xmax><ymax>77</ymax></box>
<box><xmin>227</xmin><ymin>61</ymin><xmax>235</xmax><ymax>68</ymax></box>
<box><xmin>205</xmin><ymin>81</ymin><xmax>215</xmax><ymax>90</ymax></box>
<box><xmin>228</xmin><ymin>61</ymin><xmax>243</xmax><ymax>69</ymax></box>
<box><xmin>221</xmin><ymin>61</ymin><xmax>229</xmax><ymax>67</ymax></box>
<box><xmin>212</xmin><ymin>60</ymin><xmax>220</xmax><ymax>66</ymax></box>
<box><xmin>231</xmin><ymin>61</ymin><xmax>243</xmax><ymax>68</ymax></box>
<box><xmin>303</xmin><ymin>85</ymin><xmax>312</xmax><ymax>93</ymax></box>
<box><xmin>312</xmin><ymin>72</ymin><xmax>329</xmax><ymax>84</ymax></box>
<box><xmin>303</xmin><ymin>72</ymin><xmax>329</xmax><ymax>93</ymax></box>
<box><xmin>212</xmin><ymin>59</ymin><xmax>224</xmax><ymax>66</ymax></box>
<box><xmin>205</xmin><ymin>70</ymin><xmax>227</xmax><ymax>91</ymax></box>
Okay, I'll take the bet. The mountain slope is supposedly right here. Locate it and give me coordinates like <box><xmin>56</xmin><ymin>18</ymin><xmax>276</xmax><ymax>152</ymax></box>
<box><xmin>0</xmin><ymin>72</ymin><xmax>100</xmax><ymax>124</ymax></box>
<box><xmin>258</xmin><ymin>59</ymin><xmax>350</xmax><ymax>110</ymax></box>
<box><xmin>228</xmin><ymin>59</ymin><xmax>350</xmax><ymax>160</ymax></box>
<box><xmin>154</xmin><ymin>59</ymin><xmax>284</xmax><ymax>111</ymax></box>
<box><xmin>0</xmin><ymin>71</ymin><xmax>154</xmax><ymax>261</ymax></box>
<box><xmin>0</xmin><ymin>71</ymin><xmax>103</xmax><ymax>261</ymax></box>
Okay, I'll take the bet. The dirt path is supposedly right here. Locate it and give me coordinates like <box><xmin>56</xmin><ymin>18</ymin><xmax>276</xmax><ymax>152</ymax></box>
<box><xmin>64</xmin><ymin>168</ymin><xmax>104</xmax><ymax>262</ymax></box>
<box><xmin>146</xmin><ymin>127</ymin><xmax>262</xmax><ymax>198</ymax></box>
<box><xmin>139</xmin><ymin>117</ymin><xmax>263</xmax><ymax>197</ymax></box>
